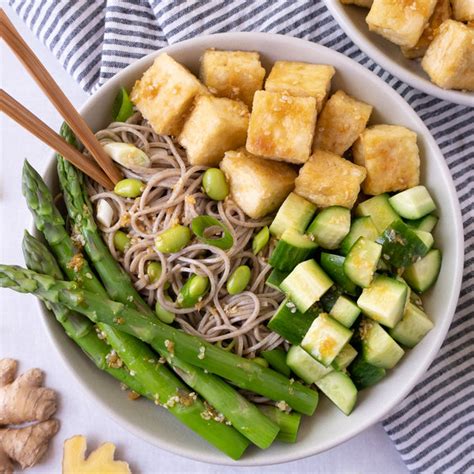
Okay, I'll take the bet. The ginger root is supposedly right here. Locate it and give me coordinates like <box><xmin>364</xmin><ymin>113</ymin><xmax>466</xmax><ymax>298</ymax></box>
<box><xmin>62</xmin><ymin>435</ymin><xmax>131</xmax><ymax>474</ymax></box>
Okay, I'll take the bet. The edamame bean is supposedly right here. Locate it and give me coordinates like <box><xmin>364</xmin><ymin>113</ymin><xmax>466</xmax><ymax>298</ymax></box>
<box><xmin>147</xmin><ymin>261</ymin><xmax>162</xmax><ymax>283</ymax></box>
<box><xmin>202</xmin><ymin>168</ymin><xmax>229</xmax><ymax>201</ymax></box>
<box><xmin>113</xmin><ymin>230</ymin><xmax>130</xmax><ymax>252</ymax></box>
<box><xmin>252</xmin><ymin>357</ymin><xmax>269</xmax><ymax>368</ymax></box>
<box><xmin>252</xmin><ymin>226</ymin><xmax>270</xmax><ymax>255</ymax></box>
<box><xmin>155</xmin><ymin>295</ymin><xmax>175</xmax><ymax>324</ymax></box>
<box><xmin>114</xmin><ymin>178</ymin><xmax>145</xmax><ymax>198</ymax></box>
<box><xmin>177</xmin><ymin>274</ymin><xmax>209</xmax><ymax>308</ymax></box>
<box><xmin>226</xmin><ymin>265</ymin><xmax>251</xmax><ymax>295</ymax></box>
<box><xmin>154</xmin><ymin>225</ymin><xmax>191</xmax><ymax>253</ymax></box>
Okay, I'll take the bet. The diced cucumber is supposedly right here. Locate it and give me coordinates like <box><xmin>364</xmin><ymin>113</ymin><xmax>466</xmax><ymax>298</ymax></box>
<box><xmin>270</xmin><ymin>193</ymin><xmax>316</xmax><ymax>238</ymax></box>
<box><xmin>259</xmin><ymin>405</ymin><xmax>302</xmax><ymax>443</ymax></box>
<box><xmin>344</xmin><ymin>237</ymin><xmax>382</xmax><ymax>288</ymax></box>
<box><xmin>357</xmin><ymin>275</ymin><xmax>407</xmax><ymax>328</ymax></box>
<box><xmin>266</xmin><ymin>268</ymin><xmax>289</xmax><ymax>291</ymax></box>
<box><xmin>286</xmin><ymin>345</ymin><xmax>333</xmax><ymax>384</ymax></box>
<box><xmin>413</xmin><ymin>230</ymin><xmax>434</xmax><ymax>252</ymax></box>
<box><xmin>377</xmin><ymin>220</ymin><xmax>430</xmax><ymax>268</ymax></box>
<box><xmin>377</xmin><ymin>257</ymin><xmax>390</xmax><ymax>272</ymax></box>
<box><xmin>269</xmin><ymin>229</ymin><xmax>317</xmax><ymax>272</ymax></box>
<box><xmin>320</xmin><ymin>253</ymin><xmax>358</xmax><ymax>296</ymax></box>
<box><xmin>349</xmin><ymin>354</ymin><xmax>386</xmax><ymax>389</ymax></box>
<box><xmin>301</xmin><ymin>313</ymin><xmax>353</xmax><ymax>367</ymax></box>
<box><xmin>390</xmin><ymin>302</ymin><xmax>434</xmax><ymax>348</ymax></box>
<box><xmin>315</xmin><ymin>370</ymin><xmax>357</xmax><ymax>415</ymax></box>
<box><xmin>355</xmin><ymin>194</ymin><xmax>398</xmax><ymax>234</ymax></box>
<box><xmin>320</xmin><ymin>286</ymin><xmax>343</xmax><ymax>312</ymax></box>
<box><xmin>395</xmin><ymin>276</ymin><xmax>411</xmax><ymax>313</ymax></box>
<box><xmin>333</xmin><ymin>343</ymin><xmax>358</xmax><ymax>370</ymax></box>
<box><xmin>389</xmin><ymin>186</ymin><xmax>436</xmax><ymax>220</ymax></box>
<box><xmin>340</xmin><ymin>216</ymin><xmax>379</xmax><ymax>255</ymax></box>
<box><xmin>267</xmin><ymin>298</ymin><xmax>319</xmax><ymax>345</ymax></box>
<box><xmin>403</xmin><ymin>249</ymin><xmax>442</xmax><ymax>293</ymax></box>
<box><xmin>261</xmin><ymin>349</ymin><xmax>291</xmax><ymax>377</ymax></box>
<box><xmin>360</xmin><ymin>319</ymin><xmax>404</xmax><ymax>369</ymax></box>
<box><xmin>281</xmin><ymin>260</ymin><xmax>333</xmax><ymax>313</ymax></box>
<box><xmin>406</xmin><ymin>214</ymin><xmax>438</xmax><ymax>233</ymax></box>
<box><xmin>306</xmin><ymin>206</ymin><xmax>351</xmax><ymax>250</ymax></box>
<box><xmin>329</xmin><ymin>295</ymin><xmax>361</xmax><ymax>328</ymax></box>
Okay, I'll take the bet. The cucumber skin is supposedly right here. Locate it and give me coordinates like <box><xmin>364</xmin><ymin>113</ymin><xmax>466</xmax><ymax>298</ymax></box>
<box><xmin>320</xmin><ymin>286</ymin><xmax>344</xmax><ymax>312</ymax></box>
<box><xmin>403</xmin><ymin>249</ymin><xmax>442</xmax><ymax>293</ymax></box>
<box><xmin>320</xmin><ymin>253</ymin><xmax>358</xmax><ymax>296</ymax></box>
<box><xmin>355</xmin><ymin>194</ymin><xmax>398</xmax><ymax>234</ymax></box>
<box><xmin>315</xmin><ymin>370</ymin><xmax>357</xmax><ymax>415</ymax></box>
<box><xmin>269</xmin><ymin>238</ymin><xmax>315</xmax><ymax>272</ymax></box>
<box><xmin>266</xmin><ymin>268</ymin><xmax>289</xmax><ymax>291</ymax></box>
<box><xmin>349</xmin><ymin>355</ymin><xmax>386</xmax><ymax>389</ymax></box>
<box><xmin>405</xmin><ymin>214</ymin><xmax>438</xmax><ymax>233</ymax></box>
<box><xmin>340</xmin><ymin>216</ymin><xmax>379</xmax><ymax>255</ymax></box>
<box><xmin>306</xmin><ymin>206</ymin><xmax>350</xmax><ymax>250</ymax></box>
<box><xmin>343</xmin><ymin>237</ymin><xmax>382</xmax><ymax>288</ymax></box>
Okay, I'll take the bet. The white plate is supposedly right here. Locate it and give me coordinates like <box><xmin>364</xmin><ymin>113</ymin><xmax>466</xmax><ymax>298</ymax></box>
<box><xmin>324</xmin><ymin>1</ymin><xmax>474</xmax><ymax>107</ymax></box>
<box><xmin>38</xmin><ymin>32</ymin><xmax>464</xmax><ymax>466</ymax></box>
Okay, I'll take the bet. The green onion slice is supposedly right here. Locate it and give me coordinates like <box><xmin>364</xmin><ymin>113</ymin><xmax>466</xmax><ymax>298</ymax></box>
<box><xmin>112</xmin><ymin>87</ymin><xmax>134</xmax><ymax>122</ymax></box>
<box><xmin>191</xmin><ymin>215</ymin><xmax>234</xmax><ymax>250</ymax></box>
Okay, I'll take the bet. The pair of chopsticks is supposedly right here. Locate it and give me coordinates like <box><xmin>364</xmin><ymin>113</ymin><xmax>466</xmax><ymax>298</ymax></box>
<box><xmin>0</xmin><ymin>9</ymin><xmax>122</xmax><ymax>190</ymax></box>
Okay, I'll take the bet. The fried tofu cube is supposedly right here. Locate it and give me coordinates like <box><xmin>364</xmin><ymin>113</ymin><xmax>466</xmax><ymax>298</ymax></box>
<box><xmin>452</xmin><ymin>0</ymin><xmax>474</xmax><ymax>21</ymax></box>
<box><xmin>421</xmin><ymin>20</ymin><xmax>474</xmax><ymax>90</ymax></box>
<box><xmin>295</xmin><ymin>150</ymin><xmax>366</xmax><ymax>209</ymax></box>
<box><xmin>178</xmin><ymin>96</ymin><xmax>249</xmax><ymax>166</ymax></box>
<box><xmin>246</xmin><ymin>91</ymin><xmax>317</xmax><ymax>165</ymax></box>
<box><xmin>353</xmin><ymin>125</ymin><xmax>420</xmax><ymax>195</ymax></box>
<box><xmin>200</xmin><ymin>50</ymin><xmax>266</xmax><ymax>108</ymax></box>
<box><xmin>401</xmin><ymin>0</ymin><xmax>452</xmax><ymax>59</ymax></box>
<box><xmin>341</xmin><ymin>0</ymin><xmax>373</xmax><ymax>7</ymax></box>
<box><xmin>313</xmin><ymin>90</ymin><xmax>373</xmax><ymax>156</ymax></box>
<box><xmin>220</xmin><ymin>148</ymin><xmax>297</xmax><ymax>218</ymax></box>
<box><xmin>366</xmin><ymin>0</ymin><xmax>438</xmax><ymax>48</ymax></box>
<box><xmin>131</xmin><ymin>53</ymin><xmax>208</xmax><ymax>136</ymax></box>
<box><xmin>265</xmin><ymin>61</ymin><xmax>335</xmax><ymax>112</ymax></box>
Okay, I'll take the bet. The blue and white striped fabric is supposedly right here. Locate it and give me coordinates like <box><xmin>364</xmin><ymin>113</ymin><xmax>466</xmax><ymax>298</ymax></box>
<box><xmin>10</xmin><ymin>1</ymin><xmax>473</xmax><ymax>472</ymax></box>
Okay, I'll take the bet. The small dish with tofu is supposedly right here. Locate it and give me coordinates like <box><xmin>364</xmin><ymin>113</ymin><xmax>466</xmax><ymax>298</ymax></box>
<box><xmin>326</xmin><ymin>0</ymin><xmax>474</xmax><ymax>106</ymax></box>
<box><xmin>36</xmin><ymin>33</ymin><xmax>463</xmax><ymax>465</ymax></box>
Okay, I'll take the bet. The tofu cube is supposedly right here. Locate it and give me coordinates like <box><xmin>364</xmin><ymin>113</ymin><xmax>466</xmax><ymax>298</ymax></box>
<box><xmin>366</xmin><ymin>0</ymin><xmax>438</xmax><ymax>48</ymax></box>
<box><xmin>295</xmin><ymin>150</ymin><xmax>366</xmax><ymax>209</ymax></box>
<box><xmin>131</xmin><ymin>53</ymin><xmax>208</xmax><ymax>136</ymax></box>
<box><xmin>341</xmin><ymin>0</ymin><xmax>373</xmax><ymax>7</ymax></box>
<box><xmin>401</xmin><ymin>0</ymin><xmax>452</xmax><ymax>59</ymax></box>
<box><xmin>353</xmin><ymin>125</ymin><xmax>420</xmax><ymax>195</ymax></box>
<box><xmin>421</xmin><ymin>20</ymin><xmax>474</xmax><ymax>90</ymax></box>
<box><xmin>265</xmin><ymin>61</ymin><xmax>335</xmax><ymax>112</ymax></box>
<box><xmin>312</xmin><ymin>90</ymin><xmax>373</xmax><ymax>156</ymax></box>
<box><xmin>179</xmin><ymin>96</ymin><xmax>249</xmax><ymax>166</ymax></box>
<box><xmin>220</xmin><ymin>148</ymin><xmax>297</xmax><ymax>218</ymax></box>
<box><xmin>452</xmin><ymin>0</ymin><xmax>474</xmax><ymax>21</ymax></box>
<box><xmin>200</xmin><ymin>50</ymin><xmax>266</xmax><ymax>108</ymax></box>
<box><xmin>246</xmin><ymin>91</ymin><xmax>317</xmax><ymax>164</ymax></box>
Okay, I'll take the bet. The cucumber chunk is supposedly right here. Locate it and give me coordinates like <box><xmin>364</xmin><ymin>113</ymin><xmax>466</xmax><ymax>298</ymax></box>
<box><xmin>403</xmin><ymin>249</ymin><xmax>442</xmax><ymax>293</ymax></box>
<box><xmin>261</xmin><ymin>349</ymin><xmax>291</xmax><ymax>377</ymax></box>
<box><xmin>413</xmin><ymin>230</ymin><xmax>434</xmax><ymax>252</ymax></box>
<box><xmin>306</xmin><ymin>206</ymin><xmax>351</xmax><ymax>250</ymax></box>
<box><xmin>355</xmin><ymin>194</ymin><xmax>398</xmax><ymax>233</ymax></box>
<box><xmin>333</xmin><ymin>343</ymin><xmax>358</xmax><ymax>370</ymax></box>
<box><xmin>405</xmin><ymin>214</ymin><xmax>438</xmax><ymax>233</ymax></box>
<box><xmin>360</xmin><ymin>319</ymin><xmax>404</xmax><ymax>369</ymax></box>
<box><xmin>320</xmin><ymin>286</ymin><xmax>344</xmax><ymax>312</ymax></box>
<box><xmin>266</xmin><ymin>268</ymin><xmax>289</xmax><ymax>291</ymax></box>
<box><xmin>286</xmin><ymin>345</ymin><xmax>333</xmax><ymax>384</ymax></box>
<box><xmin>389</xmin><ymin>186</ymin><xmax>436</xmax><ymax>220</ymax></box>
<box><xmin>281</xmin><ymin>260</ymin><xmax>333</xmax><ymax>313</ymax></box>
<box><xmin>340</xmin><ymin>216</ymin><xmax>379</xmax><ymax>255</ymax></box>
<box><xmin>320</xmin><ymin>253</ymin><xmax>358</xmax><ymax>296</ymax></box>
<box><xmin>259</xmin><ymin>405</ymin><xmax>302</xmax><ymax>443</ymax></box>
<box><xmin>267</xmin><ymin>298</ymin><xmax>319</xmax><ymax>345</ymax></box>
<box><xmin>344</xmin><ymin>237</ymin><xmax>382</xmax><ymax>288</ymax></box>
<box><xmin>270</xmin><ymin>193</ymin><xmax>316</xmax><ymax>238</ymax></box>
<box><xmin>357</xmin><ymin>275</ymin><xmax>407</xmax><ymax>328</ymax></box>
<box><xmin>390</xmin><ymin>302</ymin><xmax>434</xmax><ymax>347</ymax></box>
<box><xmin>269</xmin><ymin>229</ymin><xmax>317</xmax><ymax>272</ymax></box>
<box><xmin>301</xmin><ymin>313</ymin><xmax>353</xmax><ymax>367</ymax></box>
<box><xmin>315</xmin><ymin>370</ymin><xmax>357</xmax><ymax>415</ymax></box>
<box><xmin>329</xmin><ymin>295</ymin><xmax>361</xmax><ymax>328</ymax></box>
<box><xmin>349</xmin><ymin>354</ymin><xmax>386</xmax><ymax>389</ymax></box>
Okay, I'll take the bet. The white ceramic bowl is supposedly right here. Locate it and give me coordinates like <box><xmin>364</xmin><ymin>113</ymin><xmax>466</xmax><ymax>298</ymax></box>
<box><xmin>38</xmin><ymin>32</ymin><xmax>464</xmax><ymax>466</ymax></box>
<box><xmin>324</xmin><ymin>1</ymin><xmax>474</xmax><ymax>107</ymax></box>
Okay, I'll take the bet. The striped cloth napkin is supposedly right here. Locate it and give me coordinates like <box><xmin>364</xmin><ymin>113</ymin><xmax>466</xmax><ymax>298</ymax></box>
<box><xmin>10</xmin><ymin>1</ymin><xmax>473</xmax><ymax>472</ymax></box>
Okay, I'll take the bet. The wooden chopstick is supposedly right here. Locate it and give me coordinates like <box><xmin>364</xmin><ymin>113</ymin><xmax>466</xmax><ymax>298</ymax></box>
<box><xmin>0</xmin><ymin>8</ymin><xmax>123</xmax><ymax>185</ymax></box>
<box><xmin>0</xmin><ymin>90</ymin><xmax>114</xmax><ymax>190</ymax></box>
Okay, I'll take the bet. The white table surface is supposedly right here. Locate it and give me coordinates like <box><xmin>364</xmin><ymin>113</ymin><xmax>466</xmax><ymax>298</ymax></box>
<box><xmin>0</xmin><ymin>3</ymin><xmax>408</xmax><ymax>473</ymax></box>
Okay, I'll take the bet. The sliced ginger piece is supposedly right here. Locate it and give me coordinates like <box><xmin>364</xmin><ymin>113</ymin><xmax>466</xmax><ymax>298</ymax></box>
<box><xmin>63</xmin><ymin>435</ymin><xmax>131</xmax><ymax>474</ymax></box>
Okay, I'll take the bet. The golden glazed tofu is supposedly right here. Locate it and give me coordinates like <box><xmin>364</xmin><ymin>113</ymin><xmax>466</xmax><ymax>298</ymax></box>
<box><xmin>366</xmin><ymin>0</ymin><xmax>438</xmax><ymax>48</ymax></box>
<box><xmin>265</xmin><ymin>61</ymin><xmax>335</xmax><ymax>112</ymax></box>
<box><xmin>294</xmin><ymin>150</ymin><xmax>366</xmax><ymax>209</ymax></box>
<box><xmin>421</xmin><ymin>20</ymin><xmax>474</xmax><ymax>90</ymax></box>
<box><xmin>401</xmin><ymin>0</ymin><xmax>452</xmax><ymax>59</ymax></box>
<box><xmin>452</xmin><ymin>0</ymin><xmax>474</xmax><ymax>21</ymax></box>
<box><xmin>131</xmin><ymin>53</ymin><xmax>207</xmax><ymax>136</ymax></box>
<box><xmin>220</xmin><ymin>149</ymin><xmax>297</xmax><ymax>218</ymax></box>
<box><xmin>312</xmin><ymin>90</ymin><xmax>373</xmax><ymax>156</ymax></box>
<box><xmin>353</xmin><ymin>125</ymin><xmax>420</xmax><ymax>195</ymax></box>
<box><xmin>341</xmin><ymin>0</ymin><xmax>374</xmax><ymax>7</ymax></box>
<box><xmin>178</xmin><ymin>96</ymin><xmax>249</xmax><ymax>166</ymax></box>
<box><xmin>200</xmin><ymin>50</ymin><xmax>266</xmax><ymax>108</ymax></box>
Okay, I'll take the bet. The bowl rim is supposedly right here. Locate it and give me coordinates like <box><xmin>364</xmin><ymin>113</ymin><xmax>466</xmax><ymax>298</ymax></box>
<box><xmin>35</xmin><ymin>31</ymin><xmax>464</xmax><ymax>466</ymax></box>
<box><xmin>324</xmin><ymin>1</ymin><xmax>474</xmax><ymax>108</ymax></box>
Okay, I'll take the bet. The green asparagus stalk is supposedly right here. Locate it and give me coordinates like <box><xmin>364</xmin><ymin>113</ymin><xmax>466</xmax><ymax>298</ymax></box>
<box><xmin>259</xmin><ymin>406</ymin><xmax>302</xmax><ymax>443</ymax></box>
